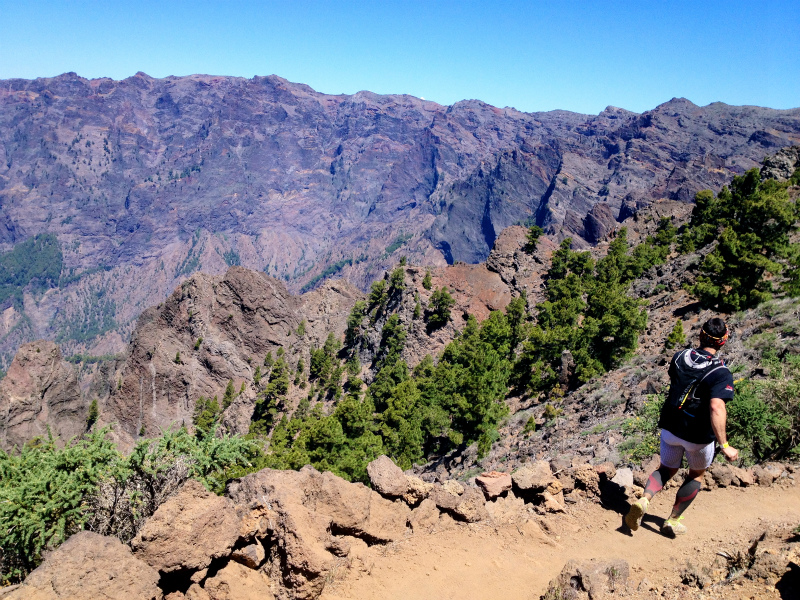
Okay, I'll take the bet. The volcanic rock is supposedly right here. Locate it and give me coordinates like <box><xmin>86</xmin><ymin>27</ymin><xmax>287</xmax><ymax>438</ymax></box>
<box><xmin>367</xmin><ymin>455</ymin><xmax>409</xmax><ymax>497</ymax></box>
<box><xmin>5</xmin><ymin>531</ymin><xmax>162</xmax><ymax>600</ymax></box>
<box><xmin>0</xmin><ymin>341</ymin><xmax>85</xmax><ymax>450</ymax></box>
<box><xmin>131</xmin><ymin>480</ymin><xmax>240</xmax><ymax>574</ymax></box>
<box><xmin>476</xmin><ymin>471</ymin><xmax>513</xmax><ymax>499</ymax></box>
<box><xmin>540</xmin><ymin>558</ymin><xmax>629</xmax><ymax>600</ymax></box>
<box><xmin>512</xmin><ymin>461</ymin><xmax>557</xmax><ymax>492</ymax></box>
<box><xmin>226</xmin><ymin>466</ymin><xmax>409</xmax><ymax>600</ymax></box>
<box><xmin>201</xmin><ymin>562</ymin><xmax>273</xmax><ymax>600</ymax></box>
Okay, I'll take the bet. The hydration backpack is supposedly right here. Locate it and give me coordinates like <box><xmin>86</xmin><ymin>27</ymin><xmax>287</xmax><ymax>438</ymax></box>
<box><xmin>665</xmin><ymin>349</ymin><xmax>727</xmax><ymax>418</ymax></box>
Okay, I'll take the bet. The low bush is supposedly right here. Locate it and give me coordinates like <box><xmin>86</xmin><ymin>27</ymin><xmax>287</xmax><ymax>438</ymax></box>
<box><xmin>0</xmin><ymin>427</ymin><xmax>258</xmax><ymax>584</ymax></box>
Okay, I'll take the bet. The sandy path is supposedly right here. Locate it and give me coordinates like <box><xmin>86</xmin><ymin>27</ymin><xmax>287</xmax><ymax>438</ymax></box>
<box><xmin>321</xmin><ymin>483</ymin><xmax>800</xmax><ymax>600</ymax></box>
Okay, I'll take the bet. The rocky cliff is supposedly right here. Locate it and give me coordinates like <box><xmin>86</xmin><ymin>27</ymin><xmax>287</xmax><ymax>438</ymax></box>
<box><xmin>0</xmin><ymin>340</ymin><xmax>87</xmax><ymax>449</ymax></box>
<box><xmin>1</xmin><ymin>72</ymin><xmax>799</xmax><ymax>364</ymax></box>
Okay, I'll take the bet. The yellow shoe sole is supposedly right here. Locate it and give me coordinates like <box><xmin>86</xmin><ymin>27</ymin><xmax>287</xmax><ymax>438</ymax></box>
<box><xmin>625</xmin><ymin>500</ymin><xmax>646</xmax><ymax>531</ymax></box>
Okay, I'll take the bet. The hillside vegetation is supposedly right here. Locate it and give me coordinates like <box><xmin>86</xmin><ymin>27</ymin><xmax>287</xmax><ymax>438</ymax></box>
<box><xmin>1</xmin><ymin>164</ymin><xmax>799</xmax><ymax>584</ymax></box>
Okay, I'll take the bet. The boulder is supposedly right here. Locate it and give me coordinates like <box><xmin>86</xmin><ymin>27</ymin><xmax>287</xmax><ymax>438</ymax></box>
<box><xmin>408</xmin><ymin>498</ymin><xmax>441</xmax><ymax>532</ymax></box>
<box><xmin>366</xmin><ymin>455</ymin><xmax>408</xmax><ymax>497</ymax></box>
<box><xmin>541</xmin><ymin>491</ymin><xmax>566</xmax><ymax>513</ymax></box>
<box><xmin>441</xmin><ymin>479</ymin><xmax>465</xmax><ymax>496</ymax></box>
<box><xmin>731</xmin><ymin>466</ymin><xmax>754</xmax><ymax>487</ymax></box>
<box><xmin>132</xmin><ymin>479</ymin><xmax>240</xmax><ymax>574</ymax></box>
<box><xmin>709</xmin><ymin>464</ymin><xmax>733</xmax><ymax>488</ymax></box>
<box><xmin>226</xmin><ymin>466</ymin><xmax>409</xmax><ymax>600</ymax></box>
<box><xmin>5</xmin><ymin>531</ymin><xmax>162</xmax><ymax>600</ymax></box>
<box><xmin>476</xmin><ymin>471</ymin><xmax>512</xmax><ymax>499</ymax></box>
<box><xmin>430</xmin><ymin>483</ymin><xmax>462</xmax><ymax>511</ymax></box>
<box><xmin>753</xmin><ymin>464</ymin><xmax>776</xmax><ymax>486</ymax></box>
<box><xmin>231</xmin><ymin>542</ymin><xmax>266</xmax><ymax>569</ymax></box>
<box><xmin>540</xmin><ymin>558</ymin><xmax>629</xmax><ymax>600</ymax></box>
<box><xmin>403</xmin><ymin>475</ymin><xmax>434</xmax><ymax>505</ymax></box>
<box><xmin>202</xmin><ymin>562</ymin><xmax>274</xmax><ymax>600</ymax></box>
<box><xmin>451</xmin><ymin>487</ymin><xmax>490</xmax><ymax>523</ymax></box>
<box><xmin>572</xmin><ymin>465</ymin><xmax>602</xmax><ymax>497</ymax></box>
<box><xmin>512</xmin><ymin>461</ymin><xmax>556</xmax><ymax>492</ymax></box>
<box><xmin>593</xmin><ymin>462</ymin><xmax>616</xmax><ymax>481</ymax></box>
<box><xmin>611</xmin><ymin>467</ymin><xmax>634</xmax><ymax>489</ymax></box>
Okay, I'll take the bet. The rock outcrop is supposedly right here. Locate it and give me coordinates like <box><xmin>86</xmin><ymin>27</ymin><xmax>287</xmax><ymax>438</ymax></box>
<box><xmin>4</xmin><ymin>531</ymin><xmax>162</xmax><ymax>600</ymax></box>
<box><xmin>540</xmin><ymin>558</ymin><xmax>630</xmax><ymax>600</ymax></box>
<box><xmin>226</xmin><ymin>466</ymin><xmax>410</xmax><ymax>600</ymax></box>
<box><xmin>0</xmin><ymin>341</ymin><xmax>85</xmax><ymax>450</ymax></box>
<box><xmin>106</xmin><ymin>268</ymin><xmax>362</xmax><ymax>445</ymax></box>
<box><xmin>131</xmin><ymin>480</ymin><xmax>241</xmax><ymax>575</ymax></box>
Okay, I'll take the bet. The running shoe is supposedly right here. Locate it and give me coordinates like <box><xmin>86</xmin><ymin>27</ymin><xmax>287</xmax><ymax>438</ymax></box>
<box><xmin>661</xmin><ymin>516</ymin><xmax>687</xmax><ymax>537</ymax></box>
<box><xmin>624</xmin><ymin>497</ymin><xmax>649</xmax><ymax>531</ymax></box>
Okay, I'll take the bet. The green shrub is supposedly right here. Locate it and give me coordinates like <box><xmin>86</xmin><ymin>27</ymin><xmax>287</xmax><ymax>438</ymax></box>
<box><xmin>0</xmin><ymin>431</ymin><xmax>119</xmax><ymax>583</ymax></box>
<box><xmin>620</xmin><ymin>394</ymin><xmax>664</xmax><ymax>463</ymax></box>
<box><xmin>665</xmin><ymin>320</ymin><xmax>686</xmax><ymax>349</ymax></box>
<box><xmin>727</xmin><ymin>353</ymin><xmax>799</xmax><ymax>462</ymax></box>
<box><xmin>525</xmin><ymin>225</ymin><xmax>544</xmax><ymax>253</ymax></box>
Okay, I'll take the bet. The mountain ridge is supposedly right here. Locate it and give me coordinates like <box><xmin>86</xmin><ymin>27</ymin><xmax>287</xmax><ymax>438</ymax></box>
<box><xmin>1</xmin><ymin>72</ymin><xmax>799</xmax><ymax>366</ymax></box>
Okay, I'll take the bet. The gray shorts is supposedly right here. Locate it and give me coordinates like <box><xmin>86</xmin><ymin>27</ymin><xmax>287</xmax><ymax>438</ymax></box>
<box><xmin>660</xmin><ymin>429</ymin><xmax>715</xmax><ymax>470</ymax></box>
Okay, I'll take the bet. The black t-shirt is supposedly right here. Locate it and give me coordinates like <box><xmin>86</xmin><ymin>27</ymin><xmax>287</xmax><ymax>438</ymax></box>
<box><xmin>659</xmin><ymin>348</ymin><xmax>735</xmax><ymax>444</ymax></box>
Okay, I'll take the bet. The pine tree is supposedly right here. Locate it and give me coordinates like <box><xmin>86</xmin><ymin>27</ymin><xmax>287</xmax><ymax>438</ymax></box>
<box><xmin>426</xmin><ymin>287</ymin><xmax>455</xmax><ymax>330</ymax></box>
<box><xmin>422</xmin><ymin>270</ymin><xmax>432</xmax><ymax>290</ymax></box>
<box><xmin>86</xmin><ymin>399</ymin><xmax>99</xmax><ymax>430</ymax></box>
<box><xmin>666</xmin><ymin>320</ymin><xmax>686</xmax><ymax>349</ymax></box>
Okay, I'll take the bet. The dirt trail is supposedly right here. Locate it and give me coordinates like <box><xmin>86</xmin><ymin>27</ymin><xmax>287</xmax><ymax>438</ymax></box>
<box><xmin>320</xmin><ymin>483</ymin><xmax>800</xmax><ymax>600</ymax></box>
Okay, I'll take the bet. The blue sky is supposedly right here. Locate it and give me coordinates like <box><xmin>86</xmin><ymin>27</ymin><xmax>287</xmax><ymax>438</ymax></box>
<box><xmin>1</xmin><ymin>0</ymin><xmax>797</xmax><ymax>115</ymax></box>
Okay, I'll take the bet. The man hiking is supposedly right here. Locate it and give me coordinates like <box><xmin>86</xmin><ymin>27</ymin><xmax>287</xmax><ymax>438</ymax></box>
<box><xmin>625</xmin><ymin>317</ymin><xmax>739</xmax><ymax>537</ymax></box>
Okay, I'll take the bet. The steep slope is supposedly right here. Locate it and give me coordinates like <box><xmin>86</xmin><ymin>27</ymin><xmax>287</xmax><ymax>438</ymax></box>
<box><xmin>0</xmin><ymin>72</ymin><xmax>799</xmax><ymax>364</ymax></box>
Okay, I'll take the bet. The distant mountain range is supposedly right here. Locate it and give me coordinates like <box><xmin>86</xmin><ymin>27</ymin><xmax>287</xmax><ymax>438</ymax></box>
<box><xmin>0</xmin><ymin>72</ymin><xmax>798</xmax><ymax>364</ymax></box>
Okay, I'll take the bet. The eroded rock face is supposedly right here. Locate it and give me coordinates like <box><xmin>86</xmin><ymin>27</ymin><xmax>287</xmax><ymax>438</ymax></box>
<box><xmin>5</xmin><ymin>531</ymin><xmax>162</xmax><ymax>600</ymax></box>
<box><xmin>106</xmin><ymin>268</ymin><xmax>362</xmax><ymax>446</ymax></box>
<box><xmin>761</xmin><ymin>145</ymin><xmax>800</xmax><ymax>181</ymax></box>
<box><xmin>0</xmin><ymin>341</ymin><xmax>85</xmax><ymax>450</ymax></box>
<box><xmin>226</xmin><ymin>466</ymin><xmax>409</xmax><ymax>600</ymax></box>
<box><xmin>132</xmin><ymin>480</ymin><xmax>241</xmax><ymax>575</ymax></box>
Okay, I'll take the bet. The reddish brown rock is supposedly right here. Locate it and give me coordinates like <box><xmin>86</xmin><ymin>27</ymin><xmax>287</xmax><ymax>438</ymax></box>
<box><xmin>540</xmin><ymin>558</ymin><xmax>629</xmax><ymax>600</ymax></box>
<box><xmin>709</xmin><ymin>464</ymin><xmax>734</xmax><ymax>488</ymax></box>
<box><xmin>408</xmin><ymin>498</ymin><xmax>441</xmax><ymax>533</ymax></box>
<box><xmin>402</xmin><ymin>475</ymin><xmax>434</xmax><ymax>505</ymax></box>
<box><xmin>512</xmin><ymin>461</ymin><xmax>556</xmax><ymax>492</ymax></box>
<box><xmin>732</xmin><ymin>466</ymin><xmax>755</xmax><ymax>487</ymax></box>
<box><xmin>430</xmin><ymin>483</ymin><xmax>462</xmax><ymax>511</ymax></box>
<box><xmin>572</xmin><ymin>465</ymin><xmax>602</xmax><ymax>497</ymax></box>
<box><xmin>451</xmin><ymin>487</ymin><xmax>490</xmax><ymax>523</ymax></box>
<box><xmin>594</xmin><ymin>462</ymin><xmax>617</xmax><ymax>481</ymax></box>
<box><xmin>231</xmin><ymin>542</ymin><xmax>266</xmax><ymax>569</ymax></box>
<box><xmin>0</xmin><ymin>341</ymin><xmax>85</xmax><ymax>450</ymax></box>
<box><xmin>202</xmin><ymin>562</ymin><xmax>274</xmax><ymax>600</ymax></box>
<box><xmin>132</xmin><ymin>479</ymin><xmax>240</xmax><ymax>574</ymax></box>
<box><xmin>226</xmin><ymin>466</ymin><xmax>409</xmax><ymax>600</ymax></box>
<box><xmin>753</xmin><ymin>464</ymin><xmax>777</xmax><ymax>486</ymax></box>
<box><xmin>476</xmin><ymin>471</ymin><xmax>513</xmax><ymax>499</ymax></box>
<box><xmin>366</xmin><ymin>455</ymin><xmax>409</xmax><ymax>497</ymax></box>
<box><xmin>5</xmin><ymin>531</ymin><xmax>161</xmax><ymax>600</ymax></box>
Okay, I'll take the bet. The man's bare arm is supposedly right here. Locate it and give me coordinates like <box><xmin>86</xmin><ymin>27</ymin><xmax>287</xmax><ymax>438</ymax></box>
<box><xmin>710</xmin><ymin>397</ymin><xmax>738</xmax><ymax>461</ymax></box>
